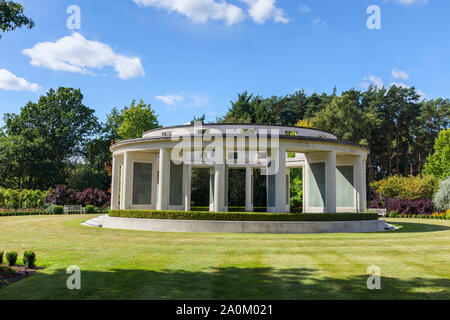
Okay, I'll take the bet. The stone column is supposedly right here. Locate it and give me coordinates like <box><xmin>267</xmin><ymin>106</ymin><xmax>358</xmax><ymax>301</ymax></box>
<box><xmin>183</xmin><ymin>164</ymin><xmax>191</xmax><ymax>211</ymax></box>
<box><xmin>214</xmin><ymin>163</ymin><xmax>226</xmax><ymax>212</ymax></box>
<box><xmin>325</xmin><ymin>150</ymin><xmax>337</xmax><ymax>213</ymax></box>
<box><xmin>361</xmin><ymin>158</ymin><xmax>367</xmax><ymax>212</ymax></box>
<box><xmin>121</xmin><ymin>151</ymin><xmax>132</xmax><ymax>210</ymax></box>
<box><xmin>355</xmin><ymin>155</ymin><xmax>363</xmax><ymax>212</ymax></box>
<box><xmin>209</xmin><ymin>167</ymin><xmax>215</xmax><ymax>211</ymax></box>
<box><xmin>245</xmin><ymin>167</ymin><xmax>253</xmax><ymax>212</ymax></box>
<box><xmin>157</xmin><ymin>148</ymin><xmax>170</xmax><ymax>210</ymax></box>
<box><xmin>274</xmin><ymin>145</ymin><xmax>287</xmax><ymax>213</ymax></box>
<box><xmin>111</xmin><ymin>155</ymin><xmax>120</xmax><ymax>210</ymax></box>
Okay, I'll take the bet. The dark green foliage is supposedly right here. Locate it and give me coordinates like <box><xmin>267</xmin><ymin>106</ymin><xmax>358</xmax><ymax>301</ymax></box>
<box><xmin>190</xmin><ymin>168</ymin><xmax>210</xmax><ymax>206</ymax></box>
<box><xmin>52</xmin><ymin>206</ymin><xmax>64</xmax><ymax>214</ymax></box>
<box><xmin>23</xmin><ymin>251</ymin><xmax>36</xmax><ymax>268</ymax></box>
<box><xmin>0</xmin><ymin>0</ymin><xmax>34</xmax><ymax>38</ymax></box>
<box><xmin>109</xmin><ymin>210</ymin><xmax>378</xmax><ymax>222</ymax></box>
<box><xmin>389</xmin><ymin>211</ymin><xmax>398</xmax><ymax>218</ymax></box>
<box><xmin>0</xmin><ymin>250</ymin><xmax>3</xmax><ymax>264</ymax></box>
<box><xmin>84</xmin><ymin>205</ymin><xmax>95</xmax><ymax>213</ymax></box>
<box><xmin>6</xmin><ymin>251</ymin><xmax>17</xmax><ymax>266</ymax></box>
<box><xmin>2</xmin><ymin>88</ymin><xmax>99</xmax><ymax>189</ymax></box>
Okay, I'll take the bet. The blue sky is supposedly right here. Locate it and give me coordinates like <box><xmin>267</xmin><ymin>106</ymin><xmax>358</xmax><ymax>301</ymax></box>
<box><xmin>0</xmin><ymin>0</ymin><xmax>449</xmax><ymax>126</ymax></box>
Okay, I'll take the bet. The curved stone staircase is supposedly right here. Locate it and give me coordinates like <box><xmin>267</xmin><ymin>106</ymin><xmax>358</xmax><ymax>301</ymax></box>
<box><xmin>81</xmin><ymin>215</ymin><xmax>107</xmax><ymax>228</ymax></box>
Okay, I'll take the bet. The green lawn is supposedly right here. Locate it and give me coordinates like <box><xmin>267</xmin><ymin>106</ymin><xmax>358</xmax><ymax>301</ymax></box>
<box><xmin>0</xmin><ymin>215</ymin><xmax>449</xmax><ymax>300</ymax></box>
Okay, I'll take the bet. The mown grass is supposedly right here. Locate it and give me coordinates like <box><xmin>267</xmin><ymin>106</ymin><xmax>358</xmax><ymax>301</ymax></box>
<box><xmin>0</xmin><ymin>215</ymin><xmax>448</xmax><ymax>300</ymax></box>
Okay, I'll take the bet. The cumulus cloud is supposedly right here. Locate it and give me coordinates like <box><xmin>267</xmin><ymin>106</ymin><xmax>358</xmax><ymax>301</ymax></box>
<box><xmin>155</xmin><ymin>94</ymin><xmax>184</xmax><ymax>106</ymax></box>
<box><xmin>191</xmin><ymin>94</ymin><xmax>209</xmax><ymax>107</ymax></box>
<box><xmin>22</xmin><ymin>33</ymin><xmax>144</xmax><ymax>79</ymax></box>
<box><xmin>312</xmin><ymin>17</ymin><xmax>328</xmax><ymax>29</ymax></box>
<box><xmin>361</xmin><ymin>75</ymin><xmax>385</xmax><ymax>89</ymax></box>
<box><xmin>134</xmin><ymin>0</ymin><xmax>245</xmax><ymax>26</ymax></box>
<box><xmin>298</xmin><ymin>4</ymin><xmax>311</xmax><ymax>12</ymax></box>
<box><xmin>0</xmin><ymin>69</ymin><xmax>40</xmax><ymax>92</ymax></box>
<box><xmin>391</xmin><ymin>0</ymin><xmax>429</xmax><ymax>6</ymax></box>
<box><xmin>240</xmin><ymin>0</ymin><xmax>289</xmax><ymax>24</ymax></box>
<box><xmin>391</xmin><ymin>68</ymin><xmax>410</xmax><ymax>80</ymax></box>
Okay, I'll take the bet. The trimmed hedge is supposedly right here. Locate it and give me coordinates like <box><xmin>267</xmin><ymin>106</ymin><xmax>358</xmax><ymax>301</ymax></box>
<box><xmin>387</xmin><ymin>214</ymin><xmax>450</xmax><ymax>220</ymax></box>
<box><xmin>109</xmin><ymin>210</ymin><xmax>379</xmax><ymax>222</ymax></box>
<box><xmin>0</xmin><ymin>209</ymin><xmax>107</xmax><ymax>217</ymax></box>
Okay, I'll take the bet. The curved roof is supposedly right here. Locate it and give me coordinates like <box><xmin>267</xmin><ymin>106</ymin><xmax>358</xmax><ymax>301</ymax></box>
<box><xmin>142</xmin><ymin>123</ymin><xmax>338</xmax><ymax>141</ymax></box>
<box><xmin>111</xmin><ymin>130</ymin><xmax>369</xmax><ymax>152</ymax></box>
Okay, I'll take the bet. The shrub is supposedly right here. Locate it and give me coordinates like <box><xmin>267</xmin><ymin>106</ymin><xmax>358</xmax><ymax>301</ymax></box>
<box><xmin>84</xmin><ymin>205</ymin><xmax>95</xmax><ymax>213</ymax></box>
<box><xmin>109</xmin><ymin>210</ymin><xmax>379</xmax><ymax>222</ymax></box>
<box><xmin>370</xmin><ymin>195</ymin><xmax>435</xmax><ymax>215</ymax></box>
<box><xmin>21</xmin><ymin>189</ymin><xmax>46</xmax><ymax>209</ymax></box>
<box><xmin>370</xmin><ymin>175</ymin><xmax>440</xmax><ymax>201</ymax></box>
<box><xmin>75</xmin><ymin>188</ymin><xmax>110</xmax><ymax>208</ymax></box>
<box><xmin>0</xmin><ymin>250</ymin><xmax>3</xmax><ymax>264</ymax></box>
<box><xmin>45</xmin><ymin>185</ymin><xmax>76</xmax><ymax>206</ymax></box>
<box><xmin>0</xmin><ymin>211</ymin><xmax>53</xmax><ymax>217</ymax></box>
<box><xmin>433</xmin><ymin>176</ymin><xmax>450</xmax><ymax>211</ymax></box>
<box><xmin>6</xmin><ymin>252</ymin><xmax>18</xmax><ymax>266</ymax></box>
<box><xmin>23</xmin><ymin>251</ymin><xmax>36</xmax><ymax>268</ymax></box>
<box><xmin>389</xmin><ymin>211</ymin><xmax>398</xmax><ymax>218</ymax></box>
<box><xmin>2</xmin><ymin>189</ymin><xmax>21</xmax><ymax>209</ymax></box>
<box><xmin>0</xmin><ymin>189</ymin><xmax>47</xmax><ymax>210</ymax></box>
<box><xmin>52</xmin><ymin>205</ymin><xmax>64</xmax><ymax>214</ymax></box>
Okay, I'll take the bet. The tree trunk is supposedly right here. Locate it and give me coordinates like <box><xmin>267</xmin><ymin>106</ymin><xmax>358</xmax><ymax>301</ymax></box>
<box><xmin>387</xmin><ymin>130</ymin><xmax>392</xmax><ymax>176</ymax></box>
<box><xmin>396</xmin><ymin>123</ymin><xmax>400</xmax><ymax>175</ymax></box>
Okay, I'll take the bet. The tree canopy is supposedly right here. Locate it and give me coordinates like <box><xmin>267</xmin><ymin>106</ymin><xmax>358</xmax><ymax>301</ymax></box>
<box><xmin>423</xmin><ymin>129</ymin><xmax>450</xmax><ymax>179</ymax></box>
<box><xmin>0</xmin><ymin>0</ymin><xmax>34</xmax><ymax>38</ymax></box>
<box><xmin>117</xmin><ymin>99</ymin><xmax>159</xmax><ymax>140</ymax></box>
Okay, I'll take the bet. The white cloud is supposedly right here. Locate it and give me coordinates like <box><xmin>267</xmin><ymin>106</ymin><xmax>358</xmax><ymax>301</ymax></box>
<box><xmin>391</xmin><ymin>68</ymin><xmax>410</xmax><ymax>80</ymax></box>
<box><xmin>390</xmin><ymin>81</ymin><xmax>426</xmax><ymax>100</ymax></box>
<box><xmin>298</xmin><ymin>4</ymin><xmax>311</xmax><ymax>12</ymax></box>
<box><xmin>361</xmin><ymin>75</ymin><xmax>385</xmax><ymax>89</ymax></box>
<box><xmin>240</xmin><ymin>0</ymin><xmax>289</xmax><ymax>24</ymax></box>
<box><xmin>155</xmin><ymin>94</ymin><xmax>184</xmax><ymax>106</ymax></box>
<box><xmin>22</xmin><ymin>33</ymin><xmax>144</xmax><ymax>79</ymax></box>
<box><xmin>134</xmin><ymin>0</ymin><xmax>245</xmax><ymax>26</ymax></box>
<box><xmin>312</xmin><ymin>17</ymin><xmax>328</xmax><ymax>29</ymax></box>
<box><xmin>391</xmin><ymin>0</ymin><xmax>429</xmax><ymax>7</ymax></box>
<box><xmin>0</xmin><ymin>69</ymin><xmax>40</xmax><ymax>92</ymax></box>
<box><xmin>191</xmin><ymin>95</ymin><xmax>209</xmax><ymax>107</ymax></box>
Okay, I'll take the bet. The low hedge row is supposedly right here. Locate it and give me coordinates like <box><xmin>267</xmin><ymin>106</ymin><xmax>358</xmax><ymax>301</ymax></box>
<box><xmin>0</xmin><ymin>210</ymin><xmax>107</xmax><ymax>217</ymax></box>
<box><xmin>388</xmin><ymin>214</ymin><xmax>450</xmax><ymax>220</ymax></box>
<box><xmin>108</xmin><ymin>210</ymin><xmax>379</xmax><ymax>221</ymax></box>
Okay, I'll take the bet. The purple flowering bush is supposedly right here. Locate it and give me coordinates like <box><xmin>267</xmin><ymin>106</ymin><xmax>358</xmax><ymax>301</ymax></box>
<box><xmin>370</xmin><ymin>193</ymin><xmax>435</xmax><ymax>215</ymax></box>
<box><xmin>45</xmin><ymin>185</ymin><xmax>110</xmax><ymax>208</ymax></box>
<box><xmin>75</xmin><ymin>188</ymin><xmax>110</xmax><ymax>208</ymax></box>
<box><xmin>45</xmin><ymin>185</ymin><xmax>76</xmax><ymax>205</ymax></box>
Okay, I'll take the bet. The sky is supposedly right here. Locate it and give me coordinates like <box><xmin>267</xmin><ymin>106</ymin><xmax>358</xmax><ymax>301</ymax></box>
<box><xmin>0</xmin><ymin>0</ymin><xmax>449</xmax><ymax>126</ymax></box>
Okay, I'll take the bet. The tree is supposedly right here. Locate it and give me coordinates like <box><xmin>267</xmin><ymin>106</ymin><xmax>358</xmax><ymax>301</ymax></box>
<box><xmin>0</xmin><ymin>135</ymin><xmax>51</xmax><ymax>189</ymax></box>
<box><xmin>423</xmin><ymin>129</ymin><xmax>450</xmax><ymax>179</ymax></box>
<box><xmin>311</xmin><ymin>94</ymin><xmax>373</xmax><ymax>144</ymax></box>
<box><xmin>118</xmin><ymin>99</ymin><xmax>159</xmax><ymax>139</ymax></box>
<box><xmin>0</xmin><ymin>0</ymin><xmax>34</xmax><ymax>38</ymax></box>
<box><xmin>433</xmin><ymin>176</ymin><xmax>450</xmax><ymax>211</ymax></box>
<box><xmin>3</xmin><ymin>87</ymin><xmax>99</xmax><ymax>189</ymax></box>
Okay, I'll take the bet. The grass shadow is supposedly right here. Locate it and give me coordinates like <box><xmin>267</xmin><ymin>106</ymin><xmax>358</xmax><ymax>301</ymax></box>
<box><xmin>384</xmin><ymin>220</ymin><xmax>450</xmax><ymax>233</ymax></box>
<box><xmin>0</xmin><ymin>266</ymin><xmax>448</xmax><ymax>300</ymax></box>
